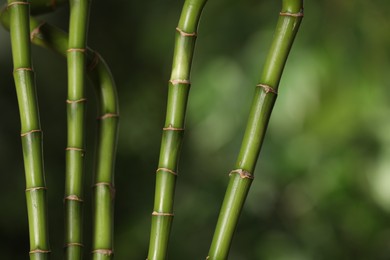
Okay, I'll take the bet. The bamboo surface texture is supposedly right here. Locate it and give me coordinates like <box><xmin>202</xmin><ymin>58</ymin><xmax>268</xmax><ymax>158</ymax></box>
<box><xmin>6</xmin><ymin>0</ymin><xmax>51</xmax><ymax>259</ymax></box>
<box><xmin>64</xmin><ymin>0</ymin><xmax>91</xmax><ymax>259</ymax></box>
<box><xmin>147</xmin><ymin>0</ymin><xmax>208</xmax><ymax>259</ymax></box>
<box><xmin>207</xmin><ymin>0</ymin><xmax>304</xmax><ymax>259</ymax></box>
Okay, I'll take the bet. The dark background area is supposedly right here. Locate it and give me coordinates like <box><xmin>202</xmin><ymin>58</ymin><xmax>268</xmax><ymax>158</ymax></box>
<box><xmin>1</xmin><ymin>0</ymin><xmax>390</xmax><ymax>259</ymax></box>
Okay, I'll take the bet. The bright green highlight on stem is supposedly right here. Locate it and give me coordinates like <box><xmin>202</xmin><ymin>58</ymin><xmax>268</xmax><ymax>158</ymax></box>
<box><xmin>65</xmin><ymin>0</ymin><xmax>91</xmax><ymax>258</ymax></box>
<box><xmin>207</xmin><ymin>1</ymin><xmax>304</xmax><ymax>259</ymax></box>
<box><xmin>6</xmin><ymin>0</ymin><xmax>50</xmax><ymax>259</ymax></box>
<box><xmin>148</xmin><ymin>0</ymin><xmax>208</xmax><ymax>259</ymax></box>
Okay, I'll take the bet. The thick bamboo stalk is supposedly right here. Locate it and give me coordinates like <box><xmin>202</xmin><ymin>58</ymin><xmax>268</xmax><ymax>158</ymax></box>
<box><xmin>6</xmin><ymin>0</ymin><xmax>50</xmax><ymax>259</ymax></box>
<box><xmin>147</xmin><ymin>0</ymin><xmax>207</xmax><ymax>259</ymax></box>
<box><xmin>65</xmin><ymin>0</ymin><xmax>91</xmax><ymax>258</ymax></box>
<box><xmin>207</xmin><ymin>0</ymin><xmax>304</xmax><ymax>259</ymax></box>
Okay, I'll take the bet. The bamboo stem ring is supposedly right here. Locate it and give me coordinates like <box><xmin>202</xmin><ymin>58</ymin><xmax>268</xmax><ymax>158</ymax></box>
<box><xmin>64</xmin><ymin>195</ymin><xmax>84</xmax><ymax>202</ymax></box>
<box><xmin>67</xmin><ymin>48</ymin><xmax>86</xmax><ymax>53</ymax></box>
<box><xmin>64</xmin><ymin>242</ymin><xmax>84</xmax><ymax>248</ymax></box>
<box><xmin>98</xmin><ymin>113</ymin><xmax>119</xmax><ymax>120</ymax></box>
<box><xmin>14</xmin><ymin>67</ymin><xmax>33</xmax><ymax>72</ymax></box>
<box><xmin>7</xmin><ymin>1</ymin><xmax>29</xmax><ymax>9</ymax></box>
<box><xmin>229</xmin><ymin>169</ymin><xmax>254</xmax><ymax>180</ymax></box>
<box><xmin>156</xmin><ymin>168</ymin><xmax>178</xmax><ymax>176</ymax></box>
<box><xmin>279</xmin><ymin>11</ymin><xmax>304</xmax><ymax>17</ymax></box>
<box><xmin>176</xmin><ymin>27</ymin><xmax>197</xmax><ymax>37</ymax></box>
<box><xmin>66</xmin><ymin>98</ymin><xmax>87</xmax><ymax>104</ymax></box>
<box><xmin>152</xmin><ymin>211</ymin><xmax>174</xmax><ymax>217</ymax></box>
<box><xmin>29</xmin><ymin>249</ymin><xmax>51</xmax><ymax>254</ymax></box>
<box><xmin>25</xmin><ymin>186</ymin><xmax>47</xmax><ymax>192</ymax></box>
<box><xmin>257</xmin><ymin>84</ymin><xmax>278</xmax><ymax>95</ymax></box>
<box><xmin>169</xmin><ymin>79</ymin><xmax>191</xmax><ymax>85</ymax></box>
<box><xmin>163</xmin><ymin>126</ymin><xmax>185</xmax><ymax>131</ymax></box>
<box><xmin>91</xmin><ymin>249</ymin><xmax>114</xmax><ymax>256</ymax></box>
<box><xmin>65</xmin><ymin>147</ymin><xmax>85</xmax><ymax>152</ymax></box>
<box><xmin>20</xmin><ymin>129</ymin><xmax>42</xmax><ymax>137</ymax></box>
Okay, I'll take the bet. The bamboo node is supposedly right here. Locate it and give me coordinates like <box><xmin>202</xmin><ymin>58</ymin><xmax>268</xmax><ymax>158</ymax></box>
<box><xmin>67</xmin><ymin>48</ymin><xmax>86</xmax><ymax>53</ymax></box>
<box><xmin>163</xmin><ymin>124</ymin><xmax>184</xmax><ymax>131</ymax></box>
<box><xmin>229</xmin><ymin>169</ymin><xmax>254</xmax><ymax>180</ymax></box>
<box><xmin>14</xmin><ymin>67</ymin><xmax>33</xmax><ymax>73</ymax></box>
<box><xmin>7</xmin><ymin>1</ymin><xmax>29</xmax><ymax>9</ymax></box>
<box><xmin>152</xmin><ymin>211</ymin><xmax>174</xmax><ymax>217</ymax></box>
<box><xmin>91</xmin><ymin>249</ymin><xmax>114</xmax><ymax>256</ymax></box>
<box><xmin>30</xmin><ymin>22</ymin><xmax>46</xmax><ymax>41</ymax></box>
<box><xmin>156</xmin><ymin>168</ymin><xmax>178</xmax><ymax>176</ymax></box>
<box><xmin>257</xmin><ymin>84</ymin><xmax>278</xmax><ymax>95</ymax></box>
<box><xmin>176</xmin><ymin>27</ymin><xmax>197</xmax><ymax>37</ymax></box>
<box><xmin>64</xmin><ymin>242</ymin><xmax>84</xmax><ymax>248</ymax></box>
<box><xmin>65</xmin><ymin>147</ymin><xmax>85</xmax><ymax>152</ymax></box>
<box><xmin>279</xmin><ymin>11</ymin><xmax>304</xmax><ymax>17</ymax></box>
<box><xmin>88</xmin><ymin>51</ymin><xmax>100</xmax><ymax>71</ymax></box>
<box><xmin>20</xmin><ymin>129</ymin><xmax>42</xmax><ymax>137</ymax></box>
<box><xmin>29</xmin><ymin>249</ymin><xmax>51</xmax><ymax>254</ymax></box>
<box><xmin>64</xmin><ymin>195</ymin><xmax>84</xmax><ymax>202</ymax></box>
<box><xmin>169</xmin><ymin>79</ymin><xmax>191</xmax><ymax>85</ymax></box>
<box><xmin>98</xmin><ymin>113</ymin><xmax>119</xmax><ymax>120</ymax></box>
<box><xmin>92</xmin><ymin>182</ymin><xmax>116</xmax><ymax>198</ymax></box>
<box><xmin>25</xmin><ymin>186</ymin><xmax>47</xmax><ymax>192</ymax></box>
<box><xmin>66</xmin><ymin>98</ymin><xmax>87</xmax><ymax>104</ymax></box>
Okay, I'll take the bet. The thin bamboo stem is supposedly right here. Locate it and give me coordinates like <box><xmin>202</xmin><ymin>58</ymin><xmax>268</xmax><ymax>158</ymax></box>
<box><xmin>207</xmin><ymin>1</ymin><xmax>304</xmax><ymax>259</ymax></box>
<box><xmin>1</xmin><ymin>7</ymin><xmax>119</xmax><ymax>258</ymax></box>
<box><xmin>6</xmin><ymin>0</ymin><xmax>50</xmax><ymax>259</ymax></box>
<box><xmin>65</xmin><ymin>0</ymin><xmax>91</xmax><ymax>258</ymax></box>
<box><xmin>147</xmin><ymin>0</ymin><xmax>207</xmax><ymax>259</ymax></box>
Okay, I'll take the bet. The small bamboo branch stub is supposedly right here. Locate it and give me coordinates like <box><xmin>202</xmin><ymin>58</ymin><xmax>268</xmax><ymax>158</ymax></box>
<box><xmin>229</xmin><ymin>169</ymin><xmax>254</xmax><ymax>180</ymax></box>
<box><xmin>256</xmin><ymin>84</ymin><xmax>278</xmax><ymax>95</ymax></box>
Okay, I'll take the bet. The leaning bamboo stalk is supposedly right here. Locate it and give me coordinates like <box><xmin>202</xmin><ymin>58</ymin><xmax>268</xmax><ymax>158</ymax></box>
<box><xmin>1</xmin><ymin>7</ymin><xmax>120</xmax><ymax>258</ymax></box>
<box><xmin>6</xmin><ymin>0</ymin><xmax>50</xmax><ymax>259</ymax></box>
<box><xmin>147</xmin><ymin>0</ymin><xmax>208</xmax><ymax>259</ymax></box>
<box><xmin>207</xmin><ymin>0</ymin><xmax>304</xmax><ymax>259</ymax></box>
<box><xmin>65</xmin><ymin>0</ymin><xmax>91</xmax><ymax>258</ymax></box>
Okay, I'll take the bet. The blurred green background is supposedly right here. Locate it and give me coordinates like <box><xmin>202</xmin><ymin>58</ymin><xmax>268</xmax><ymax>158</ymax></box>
<box><xmin>1</xmin><ymin>0</ymin><xmax>390</xmax><ymax>259</ymax></box>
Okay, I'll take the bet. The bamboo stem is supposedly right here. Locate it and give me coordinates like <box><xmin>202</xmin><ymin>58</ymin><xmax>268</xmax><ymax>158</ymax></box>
<box><xmin>147</xmin><ymin>0</ymin><xmax>208</xmax><ymax>259</ymax></box>
<box><xmin>207</xmin><ymin>1</ymin><xmax>304</xmax><ymax>259</ymax></box>
<box><xmin>6</xmin><ymin>0</ymin><xmax>50</xmax><ymax>259</ymax></box>
<box><xmin>64</xmin><ymin>0</ymin><xmax>91</xmax><ymax>258</ymax></box>
<box><xmin>26</xmin><ymin>19</ymin><xmax>119</xmax><ymax>260</ymax></box>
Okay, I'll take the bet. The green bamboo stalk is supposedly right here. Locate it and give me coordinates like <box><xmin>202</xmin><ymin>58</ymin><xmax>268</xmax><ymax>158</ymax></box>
<box><xmin>147</xmin><ymin>0</ymin><xmax>207</xmax><ymax>259</ymax></box>
<box><xmin>65</xmin><ymin>0</ymin><xmax>91</xmax><ymax>258</ymax></box>
<box><xmin>207</xmin><ymin>1</ymin><xmax>304</xmax><ymax>259</ymax></box>
<box><xmin>6</xmin><ymin>0</ymin><xmax>50</xmax><ymax>259</ymax></box>
<box><xmin>1</xmin><ymin>6</ymin><xmax>119</xmax><ymax>258</ymax></box>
